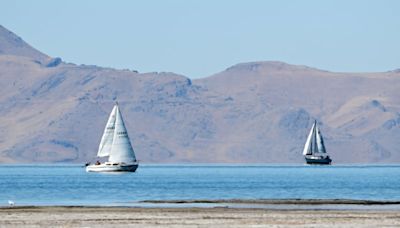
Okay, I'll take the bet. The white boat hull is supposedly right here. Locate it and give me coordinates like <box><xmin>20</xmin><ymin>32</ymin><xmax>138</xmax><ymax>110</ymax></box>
<box><xmin>86</xmin><ymin>163</ymin><xmax>138</xmax><ymax>172</ymax></box>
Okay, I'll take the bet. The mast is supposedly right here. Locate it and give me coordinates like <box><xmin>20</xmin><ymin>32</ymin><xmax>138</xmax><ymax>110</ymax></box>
<box><xmin>312</xmin><ymin>120</ymin><xmax>318</xmax><ymax>155</ymax></box>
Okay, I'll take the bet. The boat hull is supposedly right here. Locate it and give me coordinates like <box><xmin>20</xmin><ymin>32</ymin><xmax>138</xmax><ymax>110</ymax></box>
<box><xmin>86</xmin><ymin>163</ymin><xmax>138</xmax><ymax>172</ymax></box>
<box><xmin>305</xmin><ymin>156</ymin><xmax>332</xmax><ymax>165</ymax></box>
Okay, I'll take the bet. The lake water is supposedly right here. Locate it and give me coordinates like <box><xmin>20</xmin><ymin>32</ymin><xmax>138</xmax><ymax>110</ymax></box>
<box><xmin>0</xmin><ymin>164</ymin><xmax>399</xmax><ymax>206</ymax></box>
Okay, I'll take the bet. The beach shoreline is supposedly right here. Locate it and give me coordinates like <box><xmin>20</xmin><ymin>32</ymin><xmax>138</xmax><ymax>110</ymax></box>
<box><xmin>139</xmin><ymin>198</ymin><xmax>400</xmax><ymax>205</ymax></box>
<box><xmin>2</xmin><ymin>198</ymin><xmax>400</xmax><ymax>210</ymax></box>
<box><xmin>1</xmin><ymin>203</ymin><xmax>400</xmax><ymax>227</ymax></box>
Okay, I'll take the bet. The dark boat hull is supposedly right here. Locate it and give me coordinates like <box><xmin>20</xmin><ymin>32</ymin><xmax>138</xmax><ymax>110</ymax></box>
<box><xmin>305</xmin><ymin>156</ymin><xmax>332</xmax><ymax>165</ymax></box>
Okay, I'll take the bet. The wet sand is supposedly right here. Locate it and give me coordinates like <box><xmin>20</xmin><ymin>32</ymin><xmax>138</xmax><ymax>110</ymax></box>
<box><xmin>140</xmin><ymin>198</ymin><xmax>400</xmax><ymax>205</ymax></box>
<box><xmin>1</xmin><ymin>206</ymin><xmax>400</xmax><ymax>227</ymax></box>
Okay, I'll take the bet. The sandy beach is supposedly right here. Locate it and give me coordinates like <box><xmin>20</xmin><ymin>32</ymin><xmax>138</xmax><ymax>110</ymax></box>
<box><xmin>1</xmin><ymin>206</ymin><xmax>400</xmax><ymax>227</ymax></box>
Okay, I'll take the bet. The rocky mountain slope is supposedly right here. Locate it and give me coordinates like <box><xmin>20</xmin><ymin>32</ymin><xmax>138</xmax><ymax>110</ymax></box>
<box><xmin>0</xmin><ymin>25</ymin><xmax>399</xmax><ymax>163</ymax></box>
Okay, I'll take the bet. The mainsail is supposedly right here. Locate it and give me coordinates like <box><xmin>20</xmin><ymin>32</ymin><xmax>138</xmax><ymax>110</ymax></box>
<box><xmin>108</xmin><ymin>105</ymin><xmax>137</xmax><ymax>163</ymax></box>
<box><xmin>315</xmin><ymin>125</ymin><xmax>327</xmax><ymax>153</ymax></box>
<box><xmin>97</xmin><ymin>105</ymin><xmax>117</xmax><ymax>157</ymax></box>
<box><xmin>302</xmin><ymin>120</ymin><xmax>327</xmax><ymax>156</ymax></box>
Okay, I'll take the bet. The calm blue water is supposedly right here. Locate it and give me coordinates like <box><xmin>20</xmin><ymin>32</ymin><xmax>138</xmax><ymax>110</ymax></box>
<box><xmin>0</xmin><ymin>164</ymin><xmax>399</xmax><ymax>206</ymax></box>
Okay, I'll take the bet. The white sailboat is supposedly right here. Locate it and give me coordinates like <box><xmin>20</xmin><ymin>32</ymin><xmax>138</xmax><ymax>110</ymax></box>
<box><xmin>302</xmin><ymin>120</ymin><xmax>332</xmax><ymax>165</ymax></box>
<box><xmin>86</xmin><ymin>103</ymin><xmax>139</xmax><ymax>172</ymax></box>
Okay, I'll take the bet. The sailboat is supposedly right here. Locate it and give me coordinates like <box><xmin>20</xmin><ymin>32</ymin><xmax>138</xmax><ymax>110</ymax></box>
<box><xmin>302</xmin><ymin>120</ymin><xmax>332</xmax><ymax>165</ymax></box>
<box><xmin>86</xmin><ymin>103</ymin><xmax>139</xmax><ymax>172</ymax></box>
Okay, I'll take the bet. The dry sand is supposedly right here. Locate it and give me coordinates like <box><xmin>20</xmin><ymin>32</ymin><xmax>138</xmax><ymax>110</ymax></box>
<box><xmin>0</xmin><ymin>206</ymin><xmax>399</xmax><ymax>228</ymax></box>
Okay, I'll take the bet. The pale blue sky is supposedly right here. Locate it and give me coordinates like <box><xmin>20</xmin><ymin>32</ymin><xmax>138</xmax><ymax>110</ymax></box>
<box><xmin>1</xmin><ymin>0</ymin><xmax>399</xmax><ymax>78</ymax></box>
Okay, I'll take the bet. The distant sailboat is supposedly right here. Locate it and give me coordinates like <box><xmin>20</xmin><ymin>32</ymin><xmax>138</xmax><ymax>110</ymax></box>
<box><xmin>86</xmin><ymin>103</ymin><xmax>139</xmax><ymax>172</ymax></box>
<box><xmin>303</xmin><ymin>120</ymin><xmax>332</xmax><ymax>165</ymax></box>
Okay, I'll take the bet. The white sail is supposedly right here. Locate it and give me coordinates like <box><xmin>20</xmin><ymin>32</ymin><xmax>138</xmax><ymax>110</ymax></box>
<box><xmin>108</xmin><ymin>105</ymin><xmax>137</xmax><ymax>163</ymax></box>
<box><xmin>97</xmin><ymin>105</ymin><xmax>117</xmax><ymax>157</ymax></box>
<box><xmin>302</xmin><ymin>122</ymin><xmax>315</xmax><ymax>155</ymax></box>
<box><xmin>315</xmin><ymin>125</ymin><xmax>327</xmax><ymax>153</ymax></box>
<box><xmin>312</xmin><ymin>123</ymin><xmax>318</xmax><ymax>154</ymax></box>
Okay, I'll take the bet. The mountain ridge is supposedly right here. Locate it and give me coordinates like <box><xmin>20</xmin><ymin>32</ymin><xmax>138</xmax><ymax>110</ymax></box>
<box><xmin>0</xmin><ymin>25</ymin><xmax>399</xmax><ymax>164</ymax></box>
<box><xmin>0</xmin><ymin>25</ymin><xmax>50</xmax><ymax>63</ymax></box>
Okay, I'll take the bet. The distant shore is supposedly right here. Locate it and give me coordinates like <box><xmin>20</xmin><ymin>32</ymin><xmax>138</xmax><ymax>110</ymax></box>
<box><xmin>1</xmin><ymin>206</ymin><xmax>400</xmax><ymax>227</ymax></box>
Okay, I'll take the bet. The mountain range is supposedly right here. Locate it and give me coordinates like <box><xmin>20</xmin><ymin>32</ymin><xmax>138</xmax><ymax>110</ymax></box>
<box><xmin>0</xmin><ymin>25</ymin><xmax>399</xmax><ymax>163</ymax></box>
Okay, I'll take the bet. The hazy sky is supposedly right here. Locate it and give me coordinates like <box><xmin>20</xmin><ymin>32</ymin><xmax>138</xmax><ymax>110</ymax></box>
<box><xmin>1</xmin><ymin>0</ymin><xmax>399</xmax><ymax>78</ymax></box>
